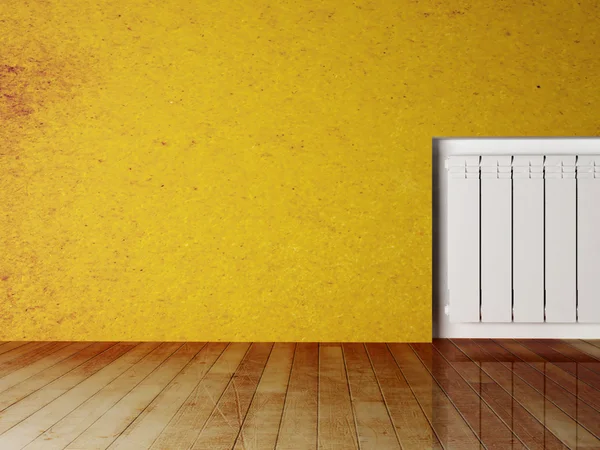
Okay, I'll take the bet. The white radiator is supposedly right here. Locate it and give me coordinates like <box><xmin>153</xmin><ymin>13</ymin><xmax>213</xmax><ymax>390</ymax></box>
<box><xmin>446</xmin><ymin>155</ymin><xmax>600</xmax><ymax>324</ymax></box>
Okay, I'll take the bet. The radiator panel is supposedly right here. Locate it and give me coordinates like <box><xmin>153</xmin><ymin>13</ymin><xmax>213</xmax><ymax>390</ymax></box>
<box><xmin>446</xmin><ymin>153</ymin><xmax>599</xmax><ymax>324</ymax></box>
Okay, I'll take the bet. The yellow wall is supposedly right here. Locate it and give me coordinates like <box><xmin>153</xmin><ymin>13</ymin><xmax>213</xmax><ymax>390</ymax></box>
<box><xmin>1</xmin><ymin>0</ymin><xmax>598</xmax><ymax>342</ymax></box>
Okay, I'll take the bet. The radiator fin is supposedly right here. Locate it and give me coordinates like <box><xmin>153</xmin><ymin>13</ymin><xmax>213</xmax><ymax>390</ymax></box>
<box><xmin>577</xmin><ymin>156</ymin><xmax>600</xmax><ymax>323</ymax></box>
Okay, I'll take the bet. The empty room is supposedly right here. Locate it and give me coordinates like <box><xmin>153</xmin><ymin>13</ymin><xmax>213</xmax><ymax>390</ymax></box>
<box><xmin>1</xmin><ymin>0</ymin><xmax>599</xmax><ymax>449</ymax></box>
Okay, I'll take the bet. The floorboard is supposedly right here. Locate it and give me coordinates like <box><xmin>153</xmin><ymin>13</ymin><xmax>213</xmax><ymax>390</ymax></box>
<box><xmin>150</xmin><ymin>342</ymin><xmax>250</xmax><ymax>450</ymax></box>
<box><xmin>317</xmin><ymin>344</ymin><xmax>358</xmax><ymax>450</ymax></box>
<box><xmin>0</xmin><ymin>343</ymin><xmax>32</xmax><ymax>358</ymax></box>
<box><xmin>0</xmin><ymin>340</ymin><xmax>597</xmax><ymax>449</ymax></box>
<box><xmin>66</xmin><ymin>343</ymin><xmax>199</xmax><ymax>450</ymax></box>
<box><xmin>275</xmin><ymin>343</ymin><xmax>318</xmax><ymax>450</ymax></box>
<box><xmin>472</xmin><ymin>339</ymin><xmax>600</xmax><ymax>443</ymax></box>
<box><xmin>412</xmin><ymin>342</ymin><xmax>527</xmax><ymax>450</ymax></box>
<box><xmin>563</xmin><ymin>340</ymin><xmax>600</xmax><ymax>366</ymax></box>
<box><xmin>516</xmin><ymin>340</ymin><xmax>600</xmax><ymax>392</ymax></box>
<box><xmin>388</xmin><ymin>343</ymin><xmax>482</xmax><ymax>450</ymax></box>
<box><xmin>366</xmin><ymin>343</ymin><xmax>442</xmax><ymax>450</ymax></box>
<box><xmin>544</xmin><ymin>340</ymin><xmax>600</xmax><ymax>376</ymax></box>
<box><xmin>233</xmin><ymin>343</ymin><xmax>294</xmax><ymax>450</ymax></box>
<box><xmin>0</xmin><ymin>343</ymin><xmax>115</xmax><ymax>413</ymax></box>
<box><xmin>0</xmin><ymin>343</ymin><xmax>48</xmax><ymax>366</ymax></box>
<box><xmin>110</xmin><ymin>342</ymin><xmax>227</xmax><ymax>450</ymax></box>
<box><xmin>495</xmin><ymin>339</ymin><xmax>600</xmax><ymax>412</ymax></box>
<box><xmin>0</xmin><ymin>343</ymin><xmax>67</xmax><ymax>379</ymax></box>
<box><xmin>0</xmin><ymin>342</ymin><xmax>150</xmax><ymax>447</ymax></box>
<box><xmin>191</xmin><ymin>343</ymin><xmax>273</xmax><ymax>450</ymax></box>
<box><xmin>342</xmin><ymin>343</ymin><xmax>400</xmax><ymax>449</ymax></box>
<box><xmin>585</xmin><ymin>340</ymin><xmax>600</xmax><ymax>350</ymax></box>
<box><xmin>451</xmin><ymin>339</ymin><xmax>571</xmax><ymax>449</ymax></box>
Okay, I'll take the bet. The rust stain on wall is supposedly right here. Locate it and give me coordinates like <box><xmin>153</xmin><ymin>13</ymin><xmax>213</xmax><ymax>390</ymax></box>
<box><xmin>0</xmin><ymin>57</ymin><xmax>89</xmax><ymax>158</ymax></box>
<box><xmin>1</xmin><ymin>1</ymin><xmax>100</xmax><ymax>339</ymax></box>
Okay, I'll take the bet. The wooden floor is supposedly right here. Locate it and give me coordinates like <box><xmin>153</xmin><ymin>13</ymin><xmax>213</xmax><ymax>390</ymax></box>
<box><xmin>0</xmin><ymin>340</ymin><xmax>599</xmax><ymax>449</ymax></box>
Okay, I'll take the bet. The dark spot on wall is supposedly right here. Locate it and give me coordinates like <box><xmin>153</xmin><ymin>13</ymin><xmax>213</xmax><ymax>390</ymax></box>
<box><xmin>0</xmin><ymin>48</ymin><xmax>92</xmax><ymax>160</ymax></box>
<box><xmin>0</xmin><ymin>65</ymin><xmax>34</xmax><ymax>119</ymax></box>
<box><xmin>1</xmin><ymin>37</ymin><xmax>95</xmax><ymax>326</ymax></box>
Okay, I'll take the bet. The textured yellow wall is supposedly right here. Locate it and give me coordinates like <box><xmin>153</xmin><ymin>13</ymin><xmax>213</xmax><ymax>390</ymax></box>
<box><xmin>1</xmin><ymin>0</ymin><xmax>599</xmax><ymax>342</ymax></box>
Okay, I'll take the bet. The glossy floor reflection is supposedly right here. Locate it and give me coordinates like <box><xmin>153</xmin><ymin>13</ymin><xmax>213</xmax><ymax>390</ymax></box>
<box><xmin>423</xmin><ymin>339</ymin><xmax>600</xmax><ymax>449</ymax></box>
<box><xmin>0</xmin><ymin>340</ymin><xmax>598</xmax><ymax>449</ymax></box>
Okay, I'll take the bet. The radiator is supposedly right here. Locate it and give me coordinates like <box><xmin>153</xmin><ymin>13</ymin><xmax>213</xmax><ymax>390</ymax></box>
<box><xmin>446</xmin><ymin>155</ymin><xmax>600</xmax><ymax>324</ymax></box>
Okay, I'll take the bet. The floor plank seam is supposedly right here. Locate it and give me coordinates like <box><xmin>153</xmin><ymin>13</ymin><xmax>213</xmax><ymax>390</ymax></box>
<box><xmin>477</xmin><ymin>339</ymin><xmax>600</xmax><ymax>445</ymax></box>
<box><xmin>493</xmin><ymin>339</ymin><xmax>600</xmax><ymax>416</ymax></box>
<box><xmin>230</xmin><ymin>343</ymin><xmax>275</xmax><ymax>450</ymax></box>
<box><xmin>187</xmin><ymin>343</ymin><xmax>252</xmax><ymax>450</ymax></box>
<box><xmin>149</xmin><ymin>342</ymin><xmax>230</xmax><ymax>449</ymax></box>
<box><xmin>449</xmin><ymin>339</ymin><xmax>568</xmax><ymax>449</ymax></box>
<box><xmin>272</xmin><ymin>343</ymin><xmax>296</xmax><ymax>450</ymax></box>
<box><xmin>340</xmin><ymin>344</ymin><xmax>361</xmax><ymax>450</ymax></box>
<box><xmin>363</xmin><ymin>343</ymin><xmax>404</xmax><ymax>450</ymax></box>
<box><xmin>0</xmin><ymin>341</ymin><xmax>598</xmax><ymax>450</ymax></box>
<box><xmin>51</xmin><ymin>343</ymin><xmax>183</xmax><ymax>449</ymax></box>
<box><xmin>385</xmin><ymin>344</ymin><xmax>448</xmax><ymax>450</ymax></box>
<box><xmin>107</xmin><ymin>343</ymin><xmax>208</xmax><ymax>449</ymax></box>
<box><xmin>432</xmin><ymin>342</ymin><xmax>529</xmax><ymax>450</ymax></box>
<box><xmin>0</xmin><ymin>342</ymin><xmax>120</xmax><ymax>414</ymax></box>
<box><xmin>408</xmin><ymin>343</ymin><xmax>489</xmax><ymax>450</ymax></box>
<box><xmin>0</xmin><ymin>342</ymin><xmax>147</xmax><ymax>443</ymax></box>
